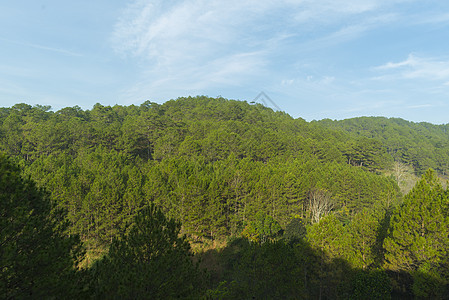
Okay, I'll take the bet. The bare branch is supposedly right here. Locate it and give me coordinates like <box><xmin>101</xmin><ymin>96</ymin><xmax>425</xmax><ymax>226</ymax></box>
<box><xmin>308</xmin><ymin>189</ymin><xmax>334</xmax><ymax>223</ymax></box>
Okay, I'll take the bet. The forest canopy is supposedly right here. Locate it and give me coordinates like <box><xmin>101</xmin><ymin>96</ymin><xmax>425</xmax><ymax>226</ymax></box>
<box><xmin>1</xmin><ymin>96</ymin><xmax>449</xmax><ymax>298</ymax></box>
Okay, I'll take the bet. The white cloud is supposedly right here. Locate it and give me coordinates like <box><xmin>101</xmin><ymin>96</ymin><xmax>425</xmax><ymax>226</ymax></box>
<box><xmin>111</xmin><ymin>0</ymin><xmax>423</xmax><ymax>102</ymax></box>
<box><xmin>112</xmin><ymin>0</ymin><xmax>400</xmax><ymax>62</ymax></box>
<box><xmin>408</xmin><ymin>104</ymin><xmax>434</xmax><ymax>109</ymax></box>
<box><xmin>375</xmin><ymin>54</ymin><xmax>449</xmax><ymax>81</ymax></box>
<box><xmin>375</xmin><ymin>54</ymin><xmax>416</xmax><ymax>70</ymax></box>
<box><xmin>291</xmin><ymin>0</ymin><xmax>377</xmax><ymax>23</ymax></box>
<box><xmin>280</xmin><ymin>74</ymin><xmax>336</xmax><ymax>88</ymax></box>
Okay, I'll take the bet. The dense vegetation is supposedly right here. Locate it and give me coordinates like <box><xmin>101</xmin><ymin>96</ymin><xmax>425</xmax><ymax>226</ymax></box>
<box><xmin>316</xmin><ymin>117</ymin><xmax>449</xmax><ymax>176</ymax></box>
<box><xmin>1</xmin><ymin>96</ymin><xmax>449</xmax><ymax>298</ymax></box>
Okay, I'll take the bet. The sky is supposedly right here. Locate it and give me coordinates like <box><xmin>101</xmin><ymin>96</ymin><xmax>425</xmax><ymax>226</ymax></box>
<box><xmin>1</xmin><ymin>1</ymin><xmax>449</xmax><ymax>124</ymax></box>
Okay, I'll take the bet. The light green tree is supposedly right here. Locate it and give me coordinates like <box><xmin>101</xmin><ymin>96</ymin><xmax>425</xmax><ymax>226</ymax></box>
<box><xmin>307</xmin><ymin>214</ymin><xmax>348</xmax><ymax>259</ymax></box>
<box><xmin>346</xmin><ymin>209</ymin><xmax>380</xmax><ymax>269</ymax></box>
<box><xmin>241</xmin><ymin>211</ymin><xmax>282</xmax><ymax>243</ymax></box>
<box><xmin>383</xmin><ymin>169</ymin><xmax>449</xmax><ymax>298</ymax></box>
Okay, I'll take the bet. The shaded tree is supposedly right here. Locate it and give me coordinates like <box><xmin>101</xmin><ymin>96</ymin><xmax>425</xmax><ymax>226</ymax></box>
<box><xmin>89</xmin><ymin>204</ymin><xmax>204</xmax><ymax>299</ymax></box>
<box><xmin>0</xmin><ymin>153</ymin><xmax>84</xmax><ymax>298</ymax></box>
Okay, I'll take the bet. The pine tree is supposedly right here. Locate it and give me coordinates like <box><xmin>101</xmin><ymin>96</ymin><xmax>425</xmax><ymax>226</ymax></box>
<box><xmin>0</xmin><ymin>153</ymin><xmax>84</xmax><ymax>298</ymax></box>
<box><xmin>346</xmin><ymin>209</ymin><xmax>380</xmax><ymax>269</ymax></box>
<box><xmin>89</xmin><ymin>203</ymin><xmax>203</xmax><ymax>299</ymax></box>
<box><xmin>383</xmin><ymin>169</ymin><xmax>449</xmax><ymax>297</ymax></box>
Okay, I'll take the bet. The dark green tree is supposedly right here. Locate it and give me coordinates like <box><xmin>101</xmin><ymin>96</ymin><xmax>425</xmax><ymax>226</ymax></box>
<box><xmin>348</xmin><ymin>269</ymin><xmax>392</xmax><ymax>300</ymax></box>
<box><xmin>283</xmin><ymin>217</ymin><xmax>307</xmax><ymax>244</ymax></box>
<box><xmin>0</xmin><ymin>153</ymin><xmax>84</xmax><ymax>299</ymax></box>
<box><xmin>219</xmin><ymin>239</ymin><xmax>305</xmax><ymax>299</ymax></box>
<box><xmin>89</xmin><ymin>203</ymin><xmax>204</xmax><ymax>299</ymax></box>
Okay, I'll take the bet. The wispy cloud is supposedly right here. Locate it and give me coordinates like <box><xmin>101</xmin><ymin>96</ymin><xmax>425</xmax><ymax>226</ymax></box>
<box><xmin>316</xmin><ymin>98</ymin><xmax>406</xmax><ymax>119</ymax></box>
<box><xmin>112</xmin><ymin>0</ymin><xmax>400</xmax><ymax>60</ymax></box>
<box><xmin>111</xmin><ymin>0</ymin><xmax>407</xmax><ymax>101</ymax></box>
<box><xmin>407</xmin><ymin>11</ymin><xmax>449</xmax><ymax>25</ymax></box>
<box><xmin>374</xmin><ymin>54</ymin><xmax>449</xmax><ymax>82</ymax></box>
<box><xmin>375</xmin><ymin>55</ymin><xmax>416</xmax><ymax>70</ymax></box>
<box><xmin>281</xmin><ymin>75</ymin><xmax>336</xmax><ymax>87</ymax></box>
<box><xmin>408</xmin><ymin>104</ymin><xmax>435</xmax><ymax>109</ymax></box>
<box><xmin>0</xmin><ymin>37</ymin><xmax>82</xmax><ymax>57</ymax></box>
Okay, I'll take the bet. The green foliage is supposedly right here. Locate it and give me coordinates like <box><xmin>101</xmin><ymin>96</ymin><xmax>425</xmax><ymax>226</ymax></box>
<box><xmin>349</xmin><ymin>269</ymin><xmax>392</xmax><ymax>300</ymax></box>
<box><xmin>317</xmin><ymin>116</ymin><xmax>449</xmax><ymax>175</ymax></box>
<box><xmin>307</xmin><ymin>214</ymin><xmax>348</xmax><ymax>259</ymax></box>
<box><xmin>241</xmin><ymin>211</ymin><xmax>282</xmax><ymax>243</ymax></box>
<box><xmin>412</xmin><ymin>262</ymin><xmax>448</xmax><ymax>299</ymax></box>
<box><xmin>0</xmin><ymin>98</ymin><xmax>402</xmax><ymax>243</ymax></box>
<box><xmin>283</xmin><ymin>217</ymin><xmax>307</xmax><ymax>244</ymax></box>
<box><xmin>213</xmin><ymin>238</ymin><xmax>305</xmax><ymax>299</ymax></box>
<box><xmin>0</xmin><ymin>153</ymin><xmax>84</xmax><ymax>299</ymax></box>
<box><xmin>383</xmin><ymin>169</ymin><xmax>449</xmax><ymax>297</ymax></box>
<box><xmin>383</xmin><ymin>170</ymin><xmax>449</xmax><ymax>271</ymax></box>
<box><xmin>88</xmin><ymin>204</ymin><xmax>204</xmax><ymax>299</ymax></box>
<box><xmin>4</xmin><ymin>97</ymin><xmax>448</xmax><ymax>298</ymax></box>
<box><xmin>346</xmin><ymin>209</ymin><xmax>381</xmax><ymax>269</ymax></box>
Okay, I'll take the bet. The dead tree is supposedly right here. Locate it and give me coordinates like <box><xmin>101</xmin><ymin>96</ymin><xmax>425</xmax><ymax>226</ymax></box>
<box><xmin>308</xmin><ymin>189</ymin><xmax>333</xmax><ymax>224</ymax></box>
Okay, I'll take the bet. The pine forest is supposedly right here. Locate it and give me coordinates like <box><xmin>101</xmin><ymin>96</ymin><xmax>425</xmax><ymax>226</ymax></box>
<box><xmin>2</xmin><ymin>96</ymin><xmax>449</xmax><ymax>299</ymax></box>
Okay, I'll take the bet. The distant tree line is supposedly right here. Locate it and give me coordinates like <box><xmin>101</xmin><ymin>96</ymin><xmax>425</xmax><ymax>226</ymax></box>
<box><xmin>317</xmin><ymin>116</ymin><xmax>449</xmax><ymax>175</ymax></box>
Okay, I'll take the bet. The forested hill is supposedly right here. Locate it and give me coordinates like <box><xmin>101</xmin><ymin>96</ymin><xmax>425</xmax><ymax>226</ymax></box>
<box><xmin>316</xmin><ymin>116</ymin><xmax>449</xmax><ymax>175</ymax></box>
<box><xmin>2</xmin><ymin>97</ymin><xmax>392</xmax><ymax>170</ymax></box>
<box><xmin>0</xmin><ymin>96</ymin><xmax>398</xmax><ymax>242</ymax></box>
<box><xmin>2</xmin><ymin>96</ymin><xmax>449</xmax><ymax>298</ymax></box>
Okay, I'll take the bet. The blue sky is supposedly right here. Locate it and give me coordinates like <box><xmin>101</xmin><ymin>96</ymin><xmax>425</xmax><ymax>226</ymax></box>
<box><xmin>2</xmin><ymin>1</ymin><xmax>449</xmax><ymax>124</ymax></box>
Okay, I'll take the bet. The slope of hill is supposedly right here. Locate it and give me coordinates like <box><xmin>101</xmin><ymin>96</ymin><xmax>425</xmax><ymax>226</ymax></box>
<box><xmin>0</xmin><ymin>97</ymin><xmax>399</xmax><ymax>244</ymax></box>
<box><xmin>2</xmin><ymin>96</ymin><xmax>449</xmax><ymax>298</ymax></box>
<box><xmin>316</xmin><ymin>116</ymin><xmax>449</xmax><ymax>176</ymax></box>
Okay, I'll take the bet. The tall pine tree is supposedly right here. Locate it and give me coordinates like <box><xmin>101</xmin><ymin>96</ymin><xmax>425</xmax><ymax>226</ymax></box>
<box><xmin>383</xmin><ymin>169</ymin><xmax>449</xmax><ymax>297</ymax></box>
<box><xmin>0</xmin><ymin>153</ymin><xmax>84</xmax><ymax>298</ymax></box>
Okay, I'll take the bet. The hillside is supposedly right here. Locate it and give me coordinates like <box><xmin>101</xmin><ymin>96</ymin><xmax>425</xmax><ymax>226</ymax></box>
<box><xmin>316</xmin><ymin>117</ymin><xmax>449</xmax><ymax>176</ymax></box>
<box><xmin>2</xmin><ymin>96</ymin><xmax>449</xmax><ymax>298</ymax></box>
<box><xmin>0</xmin><ymin>97</ymin><xmax>400</xmax><ymax>242</ymax></box>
